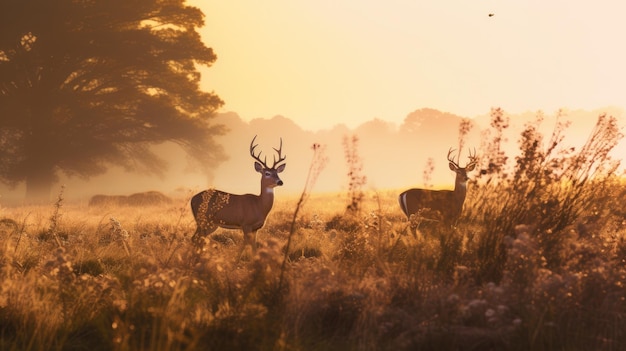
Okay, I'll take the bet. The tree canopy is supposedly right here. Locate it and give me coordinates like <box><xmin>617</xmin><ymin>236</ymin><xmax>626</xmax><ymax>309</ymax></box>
<box><xmin>0</xmin><ymin>0</ymin><xmax>225</xmax><ymax>201</ymax></box>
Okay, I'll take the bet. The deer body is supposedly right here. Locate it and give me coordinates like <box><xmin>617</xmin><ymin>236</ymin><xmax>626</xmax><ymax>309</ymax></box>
<box><xmin>399</xmin><ymin>149</ymin><xmax>476</xmax><ymax>225</ymax></box>
<box><xmin>190</xmin><ymin>136</ymin><xmax>286</xmax><ymax>251</ymax></box>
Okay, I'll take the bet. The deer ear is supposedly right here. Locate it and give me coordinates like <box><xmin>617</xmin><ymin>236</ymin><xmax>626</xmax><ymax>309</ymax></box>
<box><xmin>276</xmin><ymin>163</ymin><xmax>286</xmax><ymax>173</ymax></box>
<box><xmin>466</xmin><ymin>163</ymin><xmax>476</xmax><ymax>172</ymax></box>
<box><xmin>254</xmin><ymin>162</ymin><xmax>263</xmax><ymax>172</ymax></box>
<box><xmin>449</xmin><ymin>162</ymin><xmax>457</xmax><ymax>171</ymax></box>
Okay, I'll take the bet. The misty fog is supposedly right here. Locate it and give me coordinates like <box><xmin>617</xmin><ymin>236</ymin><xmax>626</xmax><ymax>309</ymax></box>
<box><xmin>1</xmin><ymin>107</ymin><xmax>624</xmax><ymax>206</ymax></box>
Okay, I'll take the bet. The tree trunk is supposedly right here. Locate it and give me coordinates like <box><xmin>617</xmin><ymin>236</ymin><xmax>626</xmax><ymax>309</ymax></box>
<box><xmin>24</xmin><ymin>166</ymin><xmax>55</xmax><ymax>204</ymax></box>
<box><xmin>23</xmin><ymin>98</ymin><xmax>57</xmax><ymax>203</ymax></box>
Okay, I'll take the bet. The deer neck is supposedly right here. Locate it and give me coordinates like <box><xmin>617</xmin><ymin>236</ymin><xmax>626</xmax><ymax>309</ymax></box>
<box><xmin>453</xmin><ymin>179</ymin><xmax>468</xmax><ymax>202</ymax></box>
<box><xmin>258</xmin><ymin>185</ymin><xmax>275</xmax><ymax>213</ymax></box>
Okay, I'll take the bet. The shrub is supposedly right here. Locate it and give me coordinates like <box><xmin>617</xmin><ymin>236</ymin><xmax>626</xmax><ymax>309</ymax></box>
<box><xmin>467</xmin><ymin>110</ymin><xmax>623</xmax><ymax>282</ymax></box>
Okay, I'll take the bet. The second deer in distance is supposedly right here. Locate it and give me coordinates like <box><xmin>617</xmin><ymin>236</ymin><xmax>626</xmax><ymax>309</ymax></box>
<box><xmin>190</xmin><ymin>135</ymin><xmax>286</xmax><ymax>254</ymax></box>
<box><xmin>398</xmin><ymin>148</ymin><xmax>477</xmax><ymax>230</ymax></box>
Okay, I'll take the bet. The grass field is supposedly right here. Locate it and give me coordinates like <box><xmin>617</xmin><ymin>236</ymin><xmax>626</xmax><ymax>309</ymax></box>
<box><xmin>1</xmin><ymin>113</ymin><xmax>625</xmax><ymax>350</ymax></box>
<box><xmin>0</xmin><ymin>184</ymin><xmax>625</xmax><ymax>351</ymax></box>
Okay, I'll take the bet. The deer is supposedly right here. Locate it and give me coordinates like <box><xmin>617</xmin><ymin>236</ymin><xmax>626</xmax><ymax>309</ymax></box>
<box><xmin>190</xmin><ymin>135</ymin><xmax>286</xmax><ymax>253</ymax></box>
<box><xmin>398</xmin><ymin>148</ymin><xmax>477</xmax><ymax>230</ymax></box>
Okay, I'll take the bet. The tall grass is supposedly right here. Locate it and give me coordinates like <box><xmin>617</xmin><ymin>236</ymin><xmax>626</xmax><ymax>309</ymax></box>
<box><xmin>0</xmin><ymin>112</ymin><xmax>625</xmax><ymax>350</ymax></box>
<box><xmin>467</xmin><ymin>111</ymin><xmax>622</xmax><ymax>282</ymax></box>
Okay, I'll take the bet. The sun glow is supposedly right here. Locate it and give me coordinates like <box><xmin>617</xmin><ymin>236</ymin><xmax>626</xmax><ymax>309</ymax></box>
<box><xmin>190</xmin><ymin>0</ymin><xmax>626</xmax><ymax>131</ymax></box>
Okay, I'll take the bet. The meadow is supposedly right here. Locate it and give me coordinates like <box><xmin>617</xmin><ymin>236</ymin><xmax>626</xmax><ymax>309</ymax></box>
<box><xmin>1</xmin><ymin>113</ymin><xmax>626</xmax><ymax>351</ymax></box>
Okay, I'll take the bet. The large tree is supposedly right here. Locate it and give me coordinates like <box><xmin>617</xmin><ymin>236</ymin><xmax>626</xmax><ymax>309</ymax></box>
<box><xmin>0</xmin><ymin>0</ymin><xmax>225</xmax><ymax>201</ymax></box>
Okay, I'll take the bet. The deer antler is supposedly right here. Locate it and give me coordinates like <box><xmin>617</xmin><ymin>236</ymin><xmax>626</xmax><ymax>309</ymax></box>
<box><xmin>250</xmin><ymin>135</ymin><xmax>286</xmax><ymax>169</ymax></box>
<box><xmin>466</xmin><ymin>147</ymin><xmax>478</xmax><ymax>167</ymax></box>
<box><xmin>447</xmin><ymin>148</ymin><xmax>460</xmax><ymax>168</ymax></box>
<box><xmin>250</xmin><ymin>135</ymin><xmax>268</xmax><ymax>168</ymax></box>
<box><xmin>272</xmin><ymin>138</ymin><xmax>286</xmax><ymax>168</ymax></box>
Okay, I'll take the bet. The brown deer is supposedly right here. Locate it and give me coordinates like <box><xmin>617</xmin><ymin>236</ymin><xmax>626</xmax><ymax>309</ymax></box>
<box><xmin>190</xmin><ymin>136</ymin><xmax>286</xmax><ymax>252</ymax></box>
<box><xmin>398</xmin><ymin>148</ymin><xmax>477</xmax><ymax>227</ymax></box>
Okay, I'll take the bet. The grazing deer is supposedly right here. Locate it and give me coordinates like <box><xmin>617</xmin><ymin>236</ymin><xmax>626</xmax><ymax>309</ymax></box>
<box><xmin>398</xmin><ymin>148</ymin><xmax>477</xmax><ymax>228</ymax></box>
<box><xmin>190</xmin><ymin>136</ymin><xmax>286</xmax><ymax>252</ymax></box>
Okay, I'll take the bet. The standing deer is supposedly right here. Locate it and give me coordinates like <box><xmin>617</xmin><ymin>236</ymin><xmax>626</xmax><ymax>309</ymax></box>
<box><xmin>398</xmin><ymin>148</ymin><xmax>477</xmax><ymax>227</ymax></box>
<box><xmin>190</xmin><ymin>136</ymin><xmax>286</xmax><ymax>252</ymax></box>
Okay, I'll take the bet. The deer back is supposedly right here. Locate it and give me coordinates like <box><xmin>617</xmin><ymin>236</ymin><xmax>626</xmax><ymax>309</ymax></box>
<box><xmin>191</xmin><ymin>190</ymin><xmax>274</xmax><ymax>231</ymax></box>
<box><xmin>399</xmin><ymin>188</ymin><xmax>464</xmax><ymax>223</ymax></box>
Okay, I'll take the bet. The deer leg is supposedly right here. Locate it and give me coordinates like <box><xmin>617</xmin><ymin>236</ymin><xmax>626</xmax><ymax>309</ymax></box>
<box><xmin>406</xmin><ymin>213</ymin><xmax>420</xmax><ymax>238</ymax></box>
<box><xmin>236</xmin><ymin>228</ymin><xmax>258</xmax><ymax>261</ymax></box>
<box><xmin>237</xmin><ymin>232</ymin><xmax>250</xmax><ymax>262</ymax></box>
<box><xmin>191</xmin><ymin>224</ymin><xmax>216</xmax><ymax>247</ymax></box>
<box><xmin>246</xmin><ymin>230</ymin><xmax>258</xmax><ymax>253</ymax></box>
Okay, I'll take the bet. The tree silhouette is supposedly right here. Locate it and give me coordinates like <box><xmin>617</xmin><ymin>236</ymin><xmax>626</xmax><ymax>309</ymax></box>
<box><xmin>0</xmin><ymin>0</ymin><xmax>225</xmax><ymax>201</ymax></box>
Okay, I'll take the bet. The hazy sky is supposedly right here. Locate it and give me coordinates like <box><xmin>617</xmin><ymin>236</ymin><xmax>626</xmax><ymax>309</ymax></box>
<box><xmin>190</xmin><ymin>0</ymin><xmax>626</xmax><ymax>131</ymax></box>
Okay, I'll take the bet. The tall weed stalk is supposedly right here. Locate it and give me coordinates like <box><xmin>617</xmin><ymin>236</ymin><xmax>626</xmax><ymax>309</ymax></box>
<box><xmin>277</xmin><ymin>143</ymin><xmax>327</xmax><ymax>292</ymax></box>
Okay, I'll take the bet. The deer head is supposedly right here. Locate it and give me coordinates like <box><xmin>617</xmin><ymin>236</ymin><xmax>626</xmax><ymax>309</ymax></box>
<box><xmin>250</xmin><ymin>135</ymin><xmax>286</xmax><ymax>188</ymax></box>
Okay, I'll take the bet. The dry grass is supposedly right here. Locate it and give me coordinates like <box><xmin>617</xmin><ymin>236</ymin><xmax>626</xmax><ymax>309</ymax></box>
<box><xmin>1</xmin><ymin>112</ymin><xmax>625</xmax><ymax>350</ymax></box>
<box><xmin>0</xmin><ymin>185</ymin><xmax>624</xmax><ymax>351</ymax></box>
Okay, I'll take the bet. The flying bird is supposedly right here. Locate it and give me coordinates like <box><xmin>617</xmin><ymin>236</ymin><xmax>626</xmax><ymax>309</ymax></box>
<box><xmin>488</xmin><ymin>13</ymin><xmax>495</xmax><ymax>17</ymax></box>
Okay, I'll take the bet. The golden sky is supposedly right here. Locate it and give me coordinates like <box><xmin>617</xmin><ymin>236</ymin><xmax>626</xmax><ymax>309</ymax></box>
<box><xmin>190</xmin><ymin>0</ymin><xmax>626</xmax><ymax>131</ymax></box>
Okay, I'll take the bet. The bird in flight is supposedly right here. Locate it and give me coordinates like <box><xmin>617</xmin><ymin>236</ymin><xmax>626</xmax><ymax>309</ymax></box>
<box><xmin>488</xmin><ymin>13</ymin><xmax>495</xmax><ymax>17</ymax></box>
